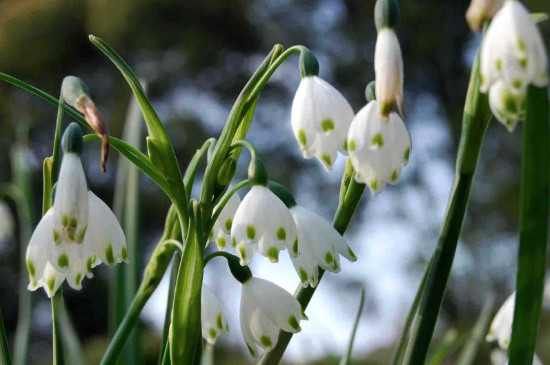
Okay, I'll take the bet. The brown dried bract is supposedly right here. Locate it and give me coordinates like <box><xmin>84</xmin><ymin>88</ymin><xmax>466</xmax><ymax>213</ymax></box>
<box><xmin>76</xmin><ymin>95</ymin><xmax>109</xmax><ymax>173</ymax></box>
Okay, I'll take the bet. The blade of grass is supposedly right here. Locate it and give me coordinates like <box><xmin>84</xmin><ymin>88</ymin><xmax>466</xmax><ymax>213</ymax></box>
<box><xmin>427</xmin><ymin>329</ymin><xmax>465</xmax><ymax>365</ymax></box>
<box><xmin>402</xmin><ymin>48</ymin><xmax>492</xmax><ymax>365</ymax></box>
<box><xmin>339</xmin><ymin>285</ymin><xmax>366</xmax><ymax>365</ymax></box>
<box><xmin>456</xmin><ymin>292</ymin><xmax>495</xmax><ymax>365</ymax></box>
<box><xmin>57</xmin><ymin>300</ymin><xmax>88</xmax><ymax>365</ymax></box>
<box><xmin>158</xmin><ymin>253</ymin><xmax>180</xmax><ymax>364</ymax></box>
<box><xmin>508</xmin><ymin>85</ymin><xmax>550</xmax><ymax>365</ymax></box>
<box><xmin>0</xmin><ymin>305</ymin><xmax>11</xmax><ymax>365</ymax></box>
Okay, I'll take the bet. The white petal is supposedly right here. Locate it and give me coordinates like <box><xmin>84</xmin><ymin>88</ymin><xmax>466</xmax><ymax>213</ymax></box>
<box><xmin>85</xmin><ymin>191</ymin><xmax>127</xmax><ymax>266</ymax></box>
<box><xmin>375</xmin><ymin>29</ymin><xmax>404</xmax><ymax>116</ymax></box>
<box><xmin>249</xmin><ymin>309</ymin><xmax>280</xmax><ymax>351</ymax></box>
<box><xmin>215</xmin><ymin>189</ymin><xmax>241</xmax><ymax>235</ymax></box>
<box><xmin>489</xmin><ymin>80</ymin><xmax>525</xmax><ymax>131</ymax></box>
<box><xmin>41</xmin><ymin>263</ymin><xmax>66</xmax><ymax>298</ymax></box>
<box><xmin>26</xmin><ymin>209</ymin><xmax>54</xmax><ymax>288</ymax></box>
<box><xmin>240</xmin><ymin>285</ymin><xmax>259</xmax><ymax>357</ymax></box>
<box><xmin>201</xmin><ymin>285</ymin><xmax>229</xmax><ymax>345</ymax></box>
<box><xmin>486</xmin><ymin>292</ymin><xmax>515</xmax><ymax>349</ymax></box>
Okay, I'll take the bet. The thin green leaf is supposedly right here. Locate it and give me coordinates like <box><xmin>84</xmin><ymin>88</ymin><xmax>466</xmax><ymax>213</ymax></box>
<box><xmin>509</xmin><ymin>85</ymin><xmax>550</xmax><ymax>365</ymax></box>
<box><xmin>57</xmin><ymin>303</ymin><xmax>88</xmax><ymax>365</ymax></box>
<box><xmin>427</xmin><ymin>329</ymin><xmax>464</xmax><ymax>365</ymax></box>
<box><xmin>456</xmin><ymin>292</ymin><xmax>496</xmax><ymax>365</ymax></box>
<box><xmin>0</xmin><ymin>305</ymin><xmax>12</xmax><ymax>365</ymax></box>
<box><xmin>339</xmin><ymin>286</ymin><xmax>366</xmax><ymax>365</ymax></box>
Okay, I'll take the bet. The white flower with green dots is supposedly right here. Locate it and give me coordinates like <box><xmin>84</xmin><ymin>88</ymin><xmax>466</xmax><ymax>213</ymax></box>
<box><xmin>209</xmin><ymin>188</ymin><xmax>241</xmax><ymax>251</ymax></box>
<box><xmin>201</xmin><ymin>285</ymin><xmax>229</xmax><ymax>345</ymax></box>
<box><xmin>488</xmin><ymin>80</ymin><xmax>525</xmax><ymax>132</ymax></box>
<box><xmin>25</xmin><ymin>123</ymin><xmax>127</xmax><ymax>297</ymax></box>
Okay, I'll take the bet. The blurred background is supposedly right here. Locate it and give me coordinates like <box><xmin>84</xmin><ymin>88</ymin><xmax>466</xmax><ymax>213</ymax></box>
<box><xmin>0</xmin><ymin>0</ymin><xmax>550</xmax><ymax>364</ymax></box>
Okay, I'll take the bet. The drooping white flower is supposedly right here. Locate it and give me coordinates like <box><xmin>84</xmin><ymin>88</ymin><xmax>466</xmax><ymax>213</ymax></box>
<box><xmin>347</xmin><ymin>100</ymin><xmax>411</xmax><ymax>195</ymax></box>
<box><xmin>291</xmin><ymin>75</ymin><xmax>355</xmax><ymax>171</ymax></box>
<box><xmin>240</xmin><ymin>277</ymin><xmax>305</xmax><ymax>357</ymax></box>
<box><xmin>232</xmin><ymin>186</ymin><xmax>297</xmax><ymax>265</ymax></box>
<box><xmin>0</xmin><ymin>202</ymin><xmax>14</xmax><ymax>241</ymax></box>
<box><xmin>209</xmin><ymin>189</ymin><xmax>241</xmax><ymax>251</ymax></box>
<box><xmin>466</xmin><ymin>0</ymin><xmax>503</xmax><ymax>32</ymax></box>
<box><xmin>488</xmin><ymin>80</ymin><xmax>525</xmax><ymax>132</ymax></box>
<box><xmin>375</xmin><ymin>28</ymin><xmax>405</xmax><ymax>118</ymax></box>
<box><xmin>486</xmin><ymin>292</ymin><xmax>515</xmax><ymax>349</ymax></box>
<box><xmin>25</xmin><ymin>123</ymin><xmax>126</xmax><ymax>297</ymax></box>
<box><xmin>490</xmin><ymin>349</ymin><xmax>542</xmax><ymax>365</ymax></box>
<box><xmin>289</xmin><ymin>205</ymin><xmax>357</xmax><ymax>287</ymax></box>
<box><xmin>480</xmin><ymin>0</ymin><xmax>548</xmax><ymax>95</ymax></box>
<box><xmin>201</xmin><ymin>285</ymin><xmax>229</xmax><ymax>345</ymax></box>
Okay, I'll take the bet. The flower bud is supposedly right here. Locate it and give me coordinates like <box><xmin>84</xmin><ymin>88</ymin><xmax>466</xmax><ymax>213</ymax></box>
<box><xmin>299</xmin><ymin>48</ymin><xmax>319</xmax><ymax>78</ymax></box>
<box><xmin>375</xmin><ymin>0</ymin><xmax>400</xmax><ymax>31</ymax></box>
<box><xmin>248</xmin><ymin>158</ymin><xmax>268</xmax><ymax>186</ymax></box>
<box><xmin>365</xmin><ymin>81</ymin><xmax>377</xmax><ymax>103</ymax></box>
<box><xmin>61</xmin><ymin>76</ymin><xmax>90</xmax><ymax>107</ymax></box>
<box><xmin>216</xmin><ymin>157</ymin><xmax>237</xmax><ymax>188</ymax></box>
<box><xmin>466</xmin><ymin>0</ymin><xmax>503</xmax><ymax>32</ymax></box>
<box><xmin>61</xmin><ymin>122</ymin><xmax>84</xmax><ymax>155</ymax></box>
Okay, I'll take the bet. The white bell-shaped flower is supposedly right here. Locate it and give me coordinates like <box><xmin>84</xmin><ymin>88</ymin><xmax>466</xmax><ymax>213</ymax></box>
<box><xmin>209</xmin><ymin>189</ymin><xmax>241</xmax><ymax>251</ymax></box>
<box><xmin>291</xmin><ymin>75</ymin><xmax>354</xmax><ymax>171</ymax></box>
<box><xmin>480</xmin><ymin>0</ymin><xmax>548</xmax><ymax>95</ymax></box>
<box><xmin>201</xmin><ymin>285</ymin><xmax>229</xmax><ymax>345</ymax></box>
<box><xmin>375</xmin><ymin>28</ymin><xmax>405</xmax><ymax>118</ymax></box>
<box><xmin>232</xmin><ymin>186</ymin><xmax>297</xmax><ymax>265</ymax></box>
<box><xmin>0</xmin><ymin>202</ymin><xmax>14</xmax><ymax>241</ymax></box>
<box><xmin>240</xmin><ymin>277</ymin><xmax>305</xmax><ymax>357</ymax></box>
<box><xmin>466</xmin><ymin>0</ymin><xmax>503</xmax><ymax>32</ymax></box>
<box><xmin>486</xmin><ymin>292</ymin><xmax>515</xmax><ymax>349</ymax></box>
<box><xmin>347</xmin><ymin>100</ymin><xmax>411</xmax><ymax>195</ymax></box>
<box><xmin>488</xmin><ymin>80</ymin><xmax>525</xmax><ymax>132</ymax></box>
<box><xmin>490</xmin><ymin>349</ymin><xmax>542</xmax><ymax>365</ymax></box>
<box><xmin>289</xmin><ymin>205</ymin><xmax>357</xmax><ymax>287</ymax></box>
<box><xmin>25</xmin><ymin>123</ymin><xmax>126</xmax><ymax>297</ymax></box>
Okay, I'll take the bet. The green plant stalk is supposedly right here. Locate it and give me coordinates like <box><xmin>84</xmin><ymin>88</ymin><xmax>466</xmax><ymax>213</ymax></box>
<box><xmin>0</xmin><ymin>306</ymin><xmax>11</xmax><ymax>365</ymax></box>
<box><xmin>51</xmin><ymin>289</ymin><xmax>65</xmax><ymax>365</ymax></box>
<box><xmin>258</xmin><ymin>173</ymin><xmax>366</xmax><ymax>365</ymax></box>
<box><xmin>57</xmin><ymin>302</ymin><xmax>88</xmax><ymax>365</ymax></box>
<box><xmin>456</xmin><ymin>292</ymin><xmax>495</xmax><ymax>365</ymax></box>
<box><xmin>183</xmin><ymin>139</ymin><xmax>216</xmax><ymax>200</ymax></box>
<box><xmin>51</xmin><ymin>97</ymin><xmax>65</xmax><ymax>183</ymax></box>
<box><xmin>402</xmin><ymin>49</ymin><xmax>492</xmax><ymax>365</ymax></box>
<box><xmin>390</xmin><ymin>258</ymin><xmax>431</xmax><ymax>365</ymax></box>
<box><xmin>339</xmin><ymin>286</ymin><xmax>366</xmax><ymax>365</ymax></box>
<box><xmin>159</xmin><ymin>253</ymin><xmax>180</xmax><ymax>364</ymax></box>
<box><xmin>200</xmin><ymin>343</ymin><xmax>214</xmax><ymax>365</ymax></box>
<box><xmin>508</xmin><ymin>85</ymin><xmax>550</xmax><ymax>365</ymax></box>
<box><xmin>161</xmin><ymin>342</ymin><xmax>170</xmax><ymax>365</ymax></box>
<box><xmin>170</xmin><ymin>203</ymin><xmax>204</xmax><ymax>365</ymax></box>
<box><xmin>427</xmin><ymin>330</ymin><xmax>466</xmax><ymax>365</ymax></box>
<box><xmin>9</xmin><ymin>125</ymin><xmax>34</xmax><ymax>365</ymax></box>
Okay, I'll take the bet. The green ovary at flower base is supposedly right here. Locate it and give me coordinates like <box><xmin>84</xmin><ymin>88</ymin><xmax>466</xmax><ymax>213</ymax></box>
<box><xmin>25</xmin><ymin>123</ymin><xmax>127</xmax><ymax>298</ymax></box>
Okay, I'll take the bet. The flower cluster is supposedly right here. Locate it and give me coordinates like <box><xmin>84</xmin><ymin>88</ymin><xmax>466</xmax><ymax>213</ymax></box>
<box><xmin>480</xmin><ymin>0</ymin><xmax>548</xmax><ymax>131</ymax></box>
<box><xmin>25</xmin><ymin>123</ymin><xmax>127</xmax><ymax>298</ymax></box>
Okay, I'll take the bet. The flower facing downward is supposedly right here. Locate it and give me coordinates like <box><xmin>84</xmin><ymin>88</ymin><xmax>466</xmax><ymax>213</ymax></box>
<box><xmin>209</xmin><ymin>189</ymin><xmax>241</xmax><ymax>251</ymax></box>
<box><xmin>488</xmin><ymin>80</ymin><xmax>525</xmax><ymax>132</ymax></box>
<box><xmin>201</xmin><ymin>285</ymin><xmax>229</xmax><ymax>345</ymax></box>
<box><xmin>466</xmin><ymin>0</ymin><xmax>503</xmax><ymax>32</ymax></box>
<box><xmin>480</xmin><ymin>0</ymin><xmax>548</xmax><ymax>95</ymax></box>
<box><xmin>486</xmin><ymin>293</ymin><xmax>515</xmax><ymax>349</ymax></box>
<box><xmin>289</xmin><ymin>205</ymin><xmax>357</xmax><ymax>288</ymax></box>
<box><xmin>375</xmin><ymin>28</ymin><xmax>405</xmax><ymax>118</ymax></box>
<box><xmin>291</xmin><ymin>50</ymin><xmax>354</xmax><ymax>171</ymax></box>
<box><xmin>347</xmin><ymin>100</ymin><xmax>411</xmax><ymax>195</ymax></box>
<box><xmin>232</xmin><ymin>186</ymin><xmax>297</xmax><ymax>265</ymax></box>
<box><xmin>240</xmin><ymin>277</ymin><xmax>305</xmax><ymax>357</ymax></box>
<box><xmin>25</xmin><ymin>123</ymin><xmax>126</xmax><ymax>297</ymax></box>
<box><xmin>490</xmin><ymin>349</ymin><xmax>542</xmax><ymax>365</ymax></box>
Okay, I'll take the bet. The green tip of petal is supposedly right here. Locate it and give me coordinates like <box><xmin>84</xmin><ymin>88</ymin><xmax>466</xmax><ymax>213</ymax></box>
<box><xmin>225</xmin><ymin>218</ymin><xmax>233</xmax><ymax>232</ymax></box>
<box><xmin>276</xmin><ymin>227</ymin><xmax>286</xmax><ymax>241</ymax></box>
<box><xmin>208</xmin><ymin>328</ymin><xmax>217</xmax><ymax>342</ymax></box>
<box><xmin>260</xmin><ymin>336</ymin><xmax>272</xmax><ymax>349</ymax></box>
<box><xmin>288</xmin><ymin>315</ymin><xmax>301</xmax><ymax>331</ymax></box>
<box><xmin>121</xmin><ymin>246</ymin><xmax>128</xmax><ymax>261</ymax></box>
<box><xmin>325</xmin><ymin>252</ymin><xmax>334</xmax><ymax>265</ymax></box>
<box><xmin>216</xmin><ymin>237</ymin><xmax>226</xmax><ymax>249</ymax></box>
<box><xmin>292</xmin><ymin>238</ymin><xmax>299</xmax><ymax>255</ymax></box>
<box><xmin>216</xmin><ymin>313</ymin><xmax>224</xmax><ymax>330</ymax></box>
<box><xmin>105</xmin><ymin>243</ymin><xmax>115</xmax><ymax>265</ymax></box>
<box><xmin>26</xmin><ymin>259</ymin><xmax>36</xmax><ymax>277</ymax></box>
<box><xmin>320</xmin><ymin>118</ymin><xmax>335</xmax><ymax>132</ymax></box>
<box><xmin>267</xmin><ymin>247</ymin><xmax>279</xmax><ymax>262</ymax></box>
<box><xmin>57</xmin><ymin>253</ymin><xmax>69</xmax><ymax>268</ymax></box>
<box><xmin>299</xmin><ymin>267</ymin><xmax>309</xmax><ymax>283</ymax></box>
<box><xmin>246</xmin><ymin>225</ymin><xmax>256</xmax><ymax>240</ymax></box>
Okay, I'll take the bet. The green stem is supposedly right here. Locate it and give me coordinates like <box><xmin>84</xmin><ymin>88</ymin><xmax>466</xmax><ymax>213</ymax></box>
<box><xmin>508</xmin><ymin>85</ymin><xmax>550</xmax><ymax>365</ymax></box>
<box><xmin>183</xmin><ymin>138</ymin><xmax>216</xmax><ymax>199</ymax></box>
<box><xmin>158</xmin><ymin>253</ymin><xmax>180</xmax><ymax>364</ymax></box>
<box><xmin>258</xmin><ymin>174</ymin><xmax>366</xmax><ymax>365</ymax></box>
<box><xmin>339</xmin><ymin>286</ymin><xmax>366</xmax><ymax>365</ymax></box>
<box><xmin>51</xmin><ymin>288</ymin><xmax>65</xmax><ymax>365</ymax></box>
<box><xmin>161</xmin><ymin>342</ymin><xmax>170</xmax><ymax>365</ymax></box>
<box><xmin>230</xmin><ymin>140</ymin><xmax>258</xmax><ymax>159</ymax></box>
<box><xmin>402</xmin><ymin>48</ymin><xmax>492</xmax><ymax>365</ymax></box>
<box><xmin>51</xmin><ymin>97</ymin><xmax>65</xmax><ymax>183</ymax></box>
<box><xmin>0</xmin><ymin>305</ymin><xmax>11</xmax><ymax>365</ymax></box>
<box><xmin>100</xmin><ymin>291</ymin><xmax>149</xmax><ymax>365</ymax></box>
<box><xmin>390</xmin><ymin>258</ymin><xmax>432</xmax><ymax>365</ymax></box>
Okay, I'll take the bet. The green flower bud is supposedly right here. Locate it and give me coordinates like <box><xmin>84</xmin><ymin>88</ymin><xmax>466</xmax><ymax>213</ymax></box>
<box><xmin>267</xmin><ymin>181</ymin><xmax>297</xmax><ymax>208</ymax></box>
<box><xmin>365</xmin><ymin>81</ymin><xmax>377</xmax><ymax>102</ymax></box>
<box><xmin>248</xmin><ymin>158</ymin><xmax>268</xmax><ymax>186</ymax></box>
<box><xmin>61</xmin><ymin>76</ymin><xmax>90</xmax><ymax>108</ymax></box>
<box><xmin>299</xmin><ymin>48</ymin><xmax>320</xmax><ymax>78</ymax></box>
<box><xmin>375</xmin><ymin>0</ymin><xmax>400</xmax><ymax>31</ymax></box>
<box><xmin>62</xmin><ymin>123</ymin><xmax>84</xmax><ymax>155</ymax></box>
<box><xmin>216</xmin><ymin>157</ymin><xmax>237</xmax><ymax>187</ymax></box>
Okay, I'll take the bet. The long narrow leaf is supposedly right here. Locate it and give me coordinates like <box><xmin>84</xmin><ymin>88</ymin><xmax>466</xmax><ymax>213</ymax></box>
<box><xmin>339</xmin><ymin>286</ymin><xmax>366</xmax><ymax>365</ymax></box>
<box><xmin>0</xmin><ymin>305</ymin><xmax>11</xmax><ymax>365</ymax></box>
<box><xmin>509</xmin><ymin>85</ymin><xmax>550</xmax><ymax>365</ymax></box>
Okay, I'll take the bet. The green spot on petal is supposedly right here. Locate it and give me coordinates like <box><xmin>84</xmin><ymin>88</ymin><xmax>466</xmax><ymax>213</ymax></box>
<box><xmin>342</xmin><ymin>139</ymin><xmax>348</xmax><ymax>152</ymax></box>
<box><xmin>391</xmin><ymin>169</ymin><xmax>399</xmax><ymax>183</ymax></box>
<box><xmin>232</xmin><ymin>237</ymin><xmax>237</xmax><ymax>248</ymax></box>
<box><xmin>260</xmin><ymin>336</ymin><xmax>272</xmax><ymax>348</ymax></box>
<box><xmin>496</xmin><ymin>58</ymin><xmax>502</xmax><ymax>71</ymax></box>
<box><xmin>62</xmin><ymin>214</ymin><xmax>69</xmax><ymax>228</ymax></box>
<box><xmin>246</xmin><ymin>226</ymin><xmax>256</xmax><ymax>240</ymax></box>
<box><xmin>47</xmin><ymin>276</ymin><xmax>55</xmax><ymax>292</ymax></box>
<box><xmin>267</xmin><ymin>247</ymin><xmax>279</xmax><ymax>261</ymax></box>
<box><xmin>216</xmin><ymin>313</ymin><xmax>224</xmax><ymax>330</ymax></box>
<box><xmin>519</xmin><ymin>58</ymin><xmax>527</xmax><ymax>69</ymax></box>
<box><xmin>76</xmin><ymin>225</ymin><xmax>87</xmax><ymax>243</ymax></box>
<box><xmin>404</xmin><ymin>147</ymin><xmax>411</xmax><ymax>162</ymax></box>
<box><xmin>225</xmin><ymin>218</ymin><xmax>232</xmax><ymax>232</ymax></box>
<box><xmin>69</xmin><ymin>217</ymin><xmax>78</xmax><ymax>229</ymax></box>
<box><xmin>517</xmin><ymin>38</ymin><xmax>526</xmax><ymax>52</ymax></box>
<box><xmin>67</xmin><ymin>230</ymin><xmax>76</xmax><ymax>241</ymax></box>
<box><xmin>247</xmin><ymin>344</ymin><xmax>257</xmax><ymax>357</ymax></box>
<box><xmin>325</xmin><ymin>252</ymin><xmax>334</xmax><ymax>265</ymax></box>
<box><xmin>121</xmin><ymin>246</ymin><xmax>128</xmax><ymax>261</ymax></box>
<box><xmin>26</xmin><ymin>259</ymin><xmax>36</xmax><ymax>277</ymax></box>
<box><xmin>320</xmin><ymin>118</ymin><xmax>335</xmax><ymax>132</ymax></box>
<box><xmin>292</xmin><ymin>238</ymin><xmax>298</xmax><ymax>255</ymax></box>
<box><xmin>512</xmin><ymin>79</ymin><xmax>522</xmax><ymax>90</ymax></box>
<box><xmin>333</xmin><ymin>261</ymin><xmax>339</xmax><ymax>271</ymax></box>
<box><xmin>75</xmin><ymin>273</ymin><xmax>83</xmax><ymax>286</ymax></box>
<box><xmin>299</xmin><ymin>267</ymin><xmax>308</xmax><ymax>283</ymax></box>
<box><xmin>239</xmin><ymin>246</ymin><xmax>247</xmax><ymax>261</ymax></box>
<box><xmin>288</xmin><ymin>315</ymin><xmax>301</xmax><ymax>331</ymax></box>
<box><xmin>348</xmin><ymin>246</ymin><xmax>357</xmax><ymax>260</ymax></box>
<box><xmin>349</xmin><ymin>138</ymin><xmax>356</xmax><ymax>152</ymax></box>
<box><xmin>208</xmin><ymin>328</ymin><xmax>217</xmax><ymax>341</ymax></box>
<box><xmin>53</xmin><ymin>229</ymin><xmax>61</xmax><ymax>244</ymax></box>
<box><xmin>372</xmin><ymin>132</ymin><xmax>384</xmax><ymax>147</ymax></box>
<box><xmin>105</xmin><ymin>243</ymin><xmax>115</xmax><ymax>265</ymax></box>
<box><xmin>370</xmin><ymin>179</ymin><xmax>379</xmax><ymax>191</ymax></box>
<box><xmin>57</xmin><ymin>253</ymin><xmax>69</xmax><ymax>268</ymax></box>
<box><xmin>86</xmin><ymin>258</ymin><xmax>93</xmax><ymax>273</ymax></box>
<box><xmin>321</xmin><ymin>154</ymin><xmax>332</xmax><ymax>168</ymax></box>
<box><xmin>216</xmin><ymin>237</ymin><xmax>226</xmax><ymax>249</ymax></box>
<box><xmin>298</xmin><ymin>129</ymin><xmax>307</xmax><ymax>147</ymax></box>
<box><xmin>276</xmin><ymin>227</ymin><xmax>286</xmax><ymax>241</ymax></box>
